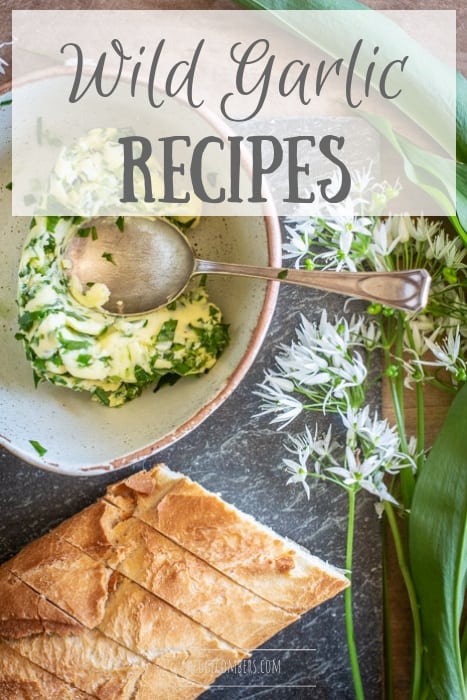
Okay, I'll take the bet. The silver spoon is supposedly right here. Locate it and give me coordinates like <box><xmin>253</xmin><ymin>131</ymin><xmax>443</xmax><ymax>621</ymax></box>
<box><xmin>64</xmin><ymin>217</ymin><xmax>431</xmax><ymax>315</ymax></box>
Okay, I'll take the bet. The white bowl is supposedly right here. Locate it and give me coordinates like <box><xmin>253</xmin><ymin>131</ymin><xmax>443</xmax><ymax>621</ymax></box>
<box><xmin>0</xmin><ymin>80</ymin><xmax>281</xmax><ymax>475</ymax></box>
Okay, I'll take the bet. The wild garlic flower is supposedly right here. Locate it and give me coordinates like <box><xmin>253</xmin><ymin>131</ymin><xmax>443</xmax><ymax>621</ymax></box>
<box><xmin>420</xmin><ymin>327</ymin><xmax>467</xmax><ymax>382</ymax></box>
<box><xmin>282</xmin><ymin>405</ymin><xmax>409</xmax><ymax>504</ymax></box>
<box><xmin>254</xmin><ymin>373</ymin><xmax>304</xmax><ymax>428</ymax></box>
<box><xmin>255</xmin><ymin>311</ymin><xmax>372</xmax><ymax>425</ymax></box>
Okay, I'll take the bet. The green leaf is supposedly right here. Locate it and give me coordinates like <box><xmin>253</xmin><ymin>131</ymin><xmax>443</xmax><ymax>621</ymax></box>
<box><xmin>233</xmin><ymin>0</ymin><xmax>467</xmax><ymax>240</ymax></box>
<box><xmin>29</xmin><ymin>440</ymin><xmax>47</xmax><ymax>457</ymax></box>
<box><xmin>102</xmin><ymin>252</ymin><xmax>116</xmax><ymax>265</ymax></box>
<box><xmin>156</xmin><ymin>319</ymin><xmax>178</xmax><ymax>343</ymax></box>
<box><xmin>455</xmin><ymin>163</ymin><xmax>467</xmax><ymax>238</ymax></box>
<box><xmin>93</xmin><ymin>387</ymin><xmax>110</xmax><ymax>406</ymax></box>
<box><xmin>409</xmin><ymin>383</ymin><xmax>467</xmax><ymax>700</ymax></box>
<box><xmin>359</xmin><ymin>112</ymin><xmax>467</xmax><ymax>241</ymax></box>
<box><xmin>233</xmin><ymin>0</ymin><xmax>463</xmax><ymax>159</ymax></box>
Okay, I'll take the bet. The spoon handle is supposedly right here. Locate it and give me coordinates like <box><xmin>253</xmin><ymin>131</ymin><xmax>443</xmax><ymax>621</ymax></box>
<box><xmin>195</xmin><ymin>260</ymin><xmax>431</xmax><ymax>312</ymax></box>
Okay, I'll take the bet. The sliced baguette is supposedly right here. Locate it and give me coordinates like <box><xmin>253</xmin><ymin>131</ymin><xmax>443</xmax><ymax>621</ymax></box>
<box><xmin>6</xmin><ymin>627</ymin><xmax>145</xmax><ymax>700</ymax></box>
<box><xmin>6</xmin><ymin>532</ymin><xmax>112</xmax><ymax>628</ymax></box>
<box><xmin>1</xmin><ymin>464</ymin><xmax>348</xmax><ymax>697</ymax></box>
<box><xmin>3</xmin><ymin>535</ymin><xmax>207</xmax><ymax>697</ymax></box>
<box><xmin>55</xmin><ymin>500</ymin><xmax>298</xmax><ymax>649</ymax></box>
<box><xmin>99</xmin><ymin>572</ymin><xmax>248</xmax><ymax>685</ymax></box>
<box><xmin>0</xmin><ymin>569</ymin><xmax>83</xmax><ymax>638</ymax></box>
<box><xmin>105</xmin><ymin>464</ymin><xmax>349</xmax><ymax>613</ymax></box>
<box><xmin>0</xmin><ymin>639</ymin><xmax>93</xmax><ymax>699</ymax></box>
<box><xmin>133</xmin><ymin>665</ymin><xmax>205</xmax><ymax>700</ymax></box>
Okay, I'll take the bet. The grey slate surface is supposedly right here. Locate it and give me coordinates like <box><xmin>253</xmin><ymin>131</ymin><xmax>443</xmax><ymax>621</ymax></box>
<box><xmin>0</xmin><ymin>276</ymin><xmax>383</xmax><ymax>699</ymax></box>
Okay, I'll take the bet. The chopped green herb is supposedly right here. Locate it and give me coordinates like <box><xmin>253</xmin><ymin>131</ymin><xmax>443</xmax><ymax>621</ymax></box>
<box><xmin>157</xmin><ymin>319</ymin><xmax>178</xmax><ymax>343</ymax></box>
<box><xmin>43</xmin><ymin>235</ymin><xmax>56</xmax><ymax>255</ymax></box>
<box><xmin>29</xmin><ymin>440</ymin><xmax>47</xmax><ymax>457</ymax></box>
<box><xmin>102</xmin><ymin>252</ymin><xmax>116</xmax><ymax>264</ymax></box>
<box><xmin>58</xmin><ymin>335</ymin><xmax>90</xmax><ymax>351</ymax></box>
<box><xmin>154</xmin><ymin>373</ymin><xmax>181</xmax><ymax>391</ymax></box>
<box><xmin>134</xmin><ymin>365</ymin><xmax>153</xmax><ymax>384</ymax></box>
<box><xmin>116</xmin><ymin>216</ymin><xmax>125</xmax><ymax>232</ymax></box>
<box><xmin>77</xmin><ymin>226</ymin><xmax>98</xmax><ymax>240</ymax></box>
<box><xmin>5</xmin><ymin>182</ymin><xmax>12</xmax><ymax>191</ymax></box>
<box><xmin>277</xmin><ymin>269</ymin><xmax>289</xmax><ymax>279</ymax></box>
<box><xmin>46</xmin><ymin>216</ymin><xmax>61</xmax><ymax>232</ymax></box>
<box><xmin>93</xmin><ymin>387</ymin><xmax>110</xmax><ymax>406</ymax></box>
<box><xmin>76</xmin><ymin>354</ymin><xmax>93</xmax><ymax>367</ymax></box>
<box><xmin>0</xmin><ymin>98</ymin><xmax>12</xmax><ymax>107</ymax></box>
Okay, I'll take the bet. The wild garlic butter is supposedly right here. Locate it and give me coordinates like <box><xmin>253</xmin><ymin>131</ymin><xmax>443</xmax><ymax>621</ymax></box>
<box><xmin>16</xmin><ymin>216</ymin><xmax>229</xmax><ymax>406</ymax></box>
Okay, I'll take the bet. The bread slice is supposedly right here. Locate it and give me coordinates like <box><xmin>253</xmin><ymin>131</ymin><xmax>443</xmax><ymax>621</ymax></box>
<box><xmin>7</xmin><ymin>531</ymin><xmax>112</xmax><ymax>628</ymax></box>
<box><xmin>0</xmin><ymin>639</ymin><xmax>93</xmax><ymax>699</ymax></box>
<box><xmin>55</xmin><ymin>499</ymin><xmax>298</xmax><ymax>649</ymax></box>
<box><xmin>7</xmin><ymin>627</ymin><xmax>146</xmax><ymax>700</ymax></box>
<box><xmin>0</xmin><ymin>568</ymin><xmax>83</xmax><ymax>638</ymax></box>
<box><xmin>3</xmin><ymin>534</ymin><xmax>207</xmax><ymax>697</ymax></box>
<box><xmin>105</xmin><ymin>464</ymin><xmax>349</xmax><ymax>613</ymax></box>
<box><xmin>133</xmin><ymin>665</ymin><xmax>205</xmax><ymax>700</ymax></box>
<box><xmin>99</xmin><ymin>572</ymin><xmax>248</xmax><ymax>685</ymax></box>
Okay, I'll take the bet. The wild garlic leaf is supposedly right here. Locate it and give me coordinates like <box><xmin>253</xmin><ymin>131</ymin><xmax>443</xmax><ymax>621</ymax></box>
<box><xmin>409</xmin><ymin>383</ymin><xmax>467</xmax><ymax>700</ymax></box>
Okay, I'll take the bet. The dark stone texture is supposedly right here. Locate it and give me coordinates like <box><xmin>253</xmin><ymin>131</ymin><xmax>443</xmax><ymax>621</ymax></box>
<box><xmin>0</xmin><ymin>233</ymin><xmax>383</xmax><ymax>699</ymax></box>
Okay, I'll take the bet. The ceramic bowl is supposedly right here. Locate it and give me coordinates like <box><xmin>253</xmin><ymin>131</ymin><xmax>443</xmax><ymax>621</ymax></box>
<box><xmin>0</xmin><ymin>79</ymin><xmax>281</xmax><ymax>475</ymax></box>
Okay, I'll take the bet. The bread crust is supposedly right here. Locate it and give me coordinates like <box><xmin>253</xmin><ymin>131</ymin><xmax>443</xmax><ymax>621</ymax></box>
<box><xmin>0</xmin><ymin>640</ymin><xmax>93</xmax><ymax>699</ymax></box>
<box><xmin>57</xmin><ymin>500</ymin><xmax>298</xmax><ymax>649</ymax></box>
<box><xmin>7</xmin><ymin>532</ymin><xmax>112</xmax><ymax>628</ymax></box>
<box><xmin>99</xmin><ymin>573</ymin><xmax>248</xmax><ymax>685</ymax></box>
<box><xmin>0</xmin><ymin>568</ymin><xmax>83</xmax><ymax>638</ymax></box>
<box><xmin>133</xmin><ymin>665</ymin><xmax>205</xmax><ymax>700</ymax></box>
<box><xmin>1</xmin><ymin>464</ymin><xmax>349</xmax><ymax>698</ymax></box>
<box><xmin>105</xmin><ymin>465</ymin><xmax>349</xmax><ymax>613</ymax></box>
<box><xmin>7</xmin><ymin>628</ymin><xmax>146</xmax><ymax>700</ymax></box>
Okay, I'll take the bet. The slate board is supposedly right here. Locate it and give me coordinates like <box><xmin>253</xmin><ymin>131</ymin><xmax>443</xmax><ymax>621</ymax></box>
<box><xmin>0</xmin><ymin>269</ymin><xmax>383</xmax><ymax>699</ymax></box>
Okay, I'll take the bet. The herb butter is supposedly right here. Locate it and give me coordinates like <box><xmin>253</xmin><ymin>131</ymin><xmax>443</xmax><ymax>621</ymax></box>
<box><xmin>16</xmin><ymin>216</ymin><xmax>229</xmax><ymax>406</ymax></box>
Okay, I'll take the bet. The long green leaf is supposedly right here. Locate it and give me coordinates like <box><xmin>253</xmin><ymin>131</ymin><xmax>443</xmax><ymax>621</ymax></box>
<box><xmin>233</xmin><ymin>0</ymin><xmax>467</xmax><ymax>238</ymax></box>
<box><xmin>233</xmin><ymin>0</ymin><xmax>464</xmax><ymax>161</ymax></box>
<box><xmin>360</xmin><ymin>112</ymin><xmax>467</xmax><ymax>237</ymax></box>
<box><xmin>409</xmin><ymin>383</ymin><xmax>467</xmax><ymax>700</ymax></box>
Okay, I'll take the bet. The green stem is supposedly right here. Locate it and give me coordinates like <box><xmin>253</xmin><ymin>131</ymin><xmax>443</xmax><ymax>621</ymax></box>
<box><xmin>345</xmin><ymin>488</ymin><xmax>365</xmax><ymax>700</ymax></box>
<box><xmin>384</xmin><ymin>502</ymin><xmax>423</xmax><ymax>700</ymax></box>
<box><xmin>386</xmin><ymin>313</ymin><xmax>416</xmax><ymax>506</ymax></box>
<box><xmin>414</xmin><ymin>380</ymin><xmax>425</xmax><ymax>473</ymax></box>
<box><xmin>382</xmin><ymin>517</ymin><xmax>394</xmax><ymax>700</ymax></box>
<box><xmin>403</xmin><ymin>323</ymin><xmax>425</xmax><ymax>473</ymax></box>
<box><xmin>449</xmin><ymin>214</ymin><xmax>467</xmax><ymax>246</ymax></box>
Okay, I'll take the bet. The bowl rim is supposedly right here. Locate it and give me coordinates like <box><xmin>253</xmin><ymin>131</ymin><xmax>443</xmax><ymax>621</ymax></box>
<box><xmin>0</xmin><ymin>78</ymin><xmax>282</xmax><ymax>476</ymax></box>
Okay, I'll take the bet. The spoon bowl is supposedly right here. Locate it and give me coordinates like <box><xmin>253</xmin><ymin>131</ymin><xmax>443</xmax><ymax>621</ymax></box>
<box><xmin>65</xmin><ymin>217</ymin><xmax>431</xmax><ymax>315</ymax></box>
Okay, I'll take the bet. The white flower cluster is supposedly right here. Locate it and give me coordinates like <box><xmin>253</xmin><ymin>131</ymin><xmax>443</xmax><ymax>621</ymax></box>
<box><xmin>283</xmin><ymin>405</ymin><xmax>412</xmax><ymax>503</ymax></box>
<box><xmin>258</xmin><ymin>210</ymin><xmax>466</xmax><ymax>508</ymax></box>
<box><xmin>256</xmin><ymin>311</ymin><xmax>380</xmax><ymax>426</ymax></box>
<box><xmin>283</xmin><ymin>214</ymin><xmax>467</xmax><ymax>385</ymax></box>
